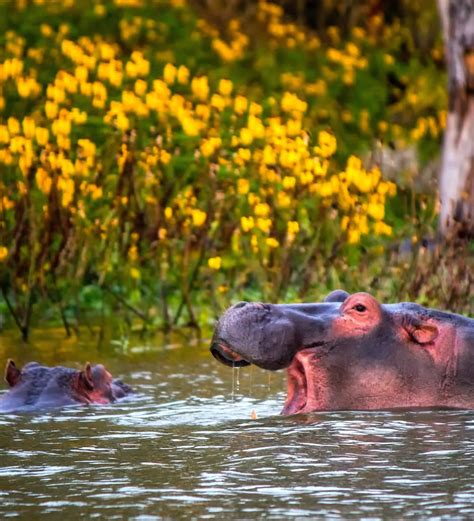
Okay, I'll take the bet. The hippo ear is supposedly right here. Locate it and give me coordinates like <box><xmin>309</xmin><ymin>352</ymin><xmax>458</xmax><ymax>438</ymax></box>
<box><xmin>4</xmin><ymin>359</ymin><xmax>21</xmax><ymax>387</ymax></box>
<box><xmin>405</xmin><ymin>319</ymin><xmax>439</xmax><ymax>345</ymax></box>
<box><xmin>324</xmin><ymin>290</ymin><xmax>350</xmax><ymax>303</ymax></box>
<box><xmin>77</xmin><ymin>362</ymin><xmax>94</xmax><ymax>392</ymax></box>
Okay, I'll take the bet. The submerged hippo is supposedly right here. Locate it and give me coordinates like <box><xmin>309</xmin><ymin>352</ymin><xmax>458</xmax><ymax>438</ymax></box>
<box><xmin>211</xmin><ymin>291</ymin><xmax>474</xmax><ymax>414</ymax></box>
<box><xmin>0</xmin><ymin>360</ymin><xmax>132</xmax><ymax>413</ymax></box>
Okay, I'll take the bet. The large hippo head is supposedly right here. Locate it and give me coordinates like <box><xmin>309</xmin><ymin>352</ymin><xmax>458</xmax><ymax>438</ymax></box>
<box><xmin>211</xmin><ymin>291</ymin><xmax>474</xmax><ymax>413</ymax></box>
<box><xmin>1</xmin><ymin>361</ymin><xmax>132</xmax><ymax>413</ymax></box>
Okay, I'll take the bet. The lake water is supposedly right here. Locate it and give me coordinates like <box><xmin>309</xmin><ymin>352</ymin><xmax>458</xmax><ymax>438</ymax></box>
<box><xmin>1</xmin><ymin>328</ymin><xmax>474</xmax><ymax>519</ymax></box>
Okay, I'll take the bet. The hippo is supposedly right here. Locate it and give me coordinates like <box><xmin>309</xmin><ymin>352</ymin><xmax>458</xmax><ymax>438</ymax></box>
<box><xmin>0</xmin><ymin>360</ymin><xmax>132</xmax><ymax>413</ymax></box>
<box><xmin>211</xmin><ymin>291</ymin><xmax>474</xmax><ymax>414</ymax></box>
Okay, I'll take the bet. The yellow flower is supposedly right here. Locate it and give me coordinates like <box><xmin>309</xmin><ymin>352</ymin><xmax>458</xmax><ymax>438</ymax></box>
<box><xmin>281</xmin><ymin>92</ymin><xmax>307</xmax><ymax>113</ymax></box>
<box><xmin>191</xmin><ymin>209</ymin><xmax>207</xmax><ymax>227</ymax></box>
<box><xmin>262</xmin><ymin>145</ymin><xmax>276</xmax><ymax>165</ymax></box>
<box><xmin>45</xmin><ymin>101</ymin><xmax>58</xmax><ymax>119</ymax></box>
<box><xmin>374</xmin><ymin>221</ymin><xmax>393</xmax><ymax>236</ymax></box>
<box><xmin>52</xmin><ymin>117</ymin><xmax>71</xmax><ymax>136</ymax></box>
<box><xmin>128</xmin><ymin>245</ymin><xmax>138</xmax><ymax>262</ymax></box>
<box><xmin>346</xmin><ymin>155</ymin><xmax>362</xmax><ymax>172</ymax></box>
<box><xmin>234</xmin><ymin>95</ymin><xmax>248</xmax><ymax>115</ymax></box>
<box><xmin>134</xmin><ymin>79</ymin><xmax>147</xmax><ymax>96</ymax></box>
<box><xmin>57</xmin><ymin>135</ymin><xmax>71</xmax><ymax>150</ymax></box>
<box><xmin>347</xmin><ymin>229</ymin><xmax>361</xmax><ymax>244</ymax></box>
<box><xmin>115</xmin><ymin>112</ymin><xmax>129</xmax><ymax>131</ymax></box>
<box><xmin>160</xmin><ymin>150</ymin><xmax>171</xmax><ymax>164</ymax></box>
<box><xmin>191</xmin><ymin>76</ymin><xmax>209</xmax><ymax>101</ymax></box>
<box><xmin>7</xmin><ymin>117</ymin><xmax>20</xmax><ymax>135</ymax></box>
<box><xmin>218</xmin><ymin>79</ymin><xmax>233</xmax><ymax>96</ymax></box>
<box><xmin>277</xmin><ymin>191</ymin><xmax>291</xmax><ymax>208</ymax></box>
<box><xmin>90</xmin><ymin>185</ymin><xmax>103</xmax><ymax>200</ymax></box>
<box><xmin>177</xmin><ymin>65</ymin><xmax>190</xmax><ymax>84</ymax></box>
<box><xmin>94</xmin><ymin>4</ymin><xmax>106</xmax><ymax>16</ymax></box>
<box><xmin>346</xmin><ymin>42</ymin><xmax>360</xmax><ymax>57</ymax></box>
<box><xmin>41</xmin><ymin>24</ymin><xmax>53</xmax><ymax>37</ymax></box>
<box><xmin>203</xmin><ymin>134</ymin><xmax>222</xmax><ymax>156</ymax></box>
<box><xmin>78</xmin><ymin>138</ymin><xmax>96</xmax><ymax>158</ymax></box>
<box><xmin>256</xmin><ymin>217</ymin><xmax>271</xmax><ymax>233</ymax></box>
<box><xmin>0</xmin><ymin>246</ymin><xmax>8</xmax><ymax>262</ymax></box>
<box><xmin>254</xmin><ymin>203</ymin><xmax>270</xmax><ymax>217</ymax></box>
<box><xmin>250</xmin><ymin>234</ymin><xmax>258</xmax><ymax>252</ymax></box>
<box><xmin>125</xmin><ymin>60</ymin><xmax>138</xmax><ymax>78</ymax></box>
<box><xmin>248</xmin><ymin>193</ymin><xmax>260</xmax><ymax>206</ymax></box>
<box><xmin>367</xmin><ymin>203</ymin><xmax>385</xmax><ymax>221</ymax></box>
<box><xmin>130</xmin><ymin>267</ymin><xmax>141</xmax><ymax>279</ymax></box>
<box><xmin>287</xmin><ymin>221</ymin><xmax>300</xmax><ymax>234</ymax></box>
<box><xmin>47</xmin><ymin>85</ymin><xmax>66</xmax><ymax>103</ymax></box>
<box><xmin>35</xmin><ymin>167</ymin><xmax>52</xmax><ymax>194</ymax></box>
<box><xmin>248</xmin><ymin>115</ymin><xmax>265</xmax><ymax>139</ymax></box>
<box><xmin>75</xmin><ymin>65</ymin><xmax>88</xmax><ymax>82</ymax></box>
<box><xmin>58</xmin><ymin>176</ymin><xmax>74</xmax><ymax>207</ymax></box>
<box><xmin>0</xmin><ymin>126</ymin><xmax>9</xmax><ymax>144</ymax></box>
<box><xmin>210</xmin><ymin>94</ymin><xmax>226</xmax><ymax>111</ymax></box>
<box><xmin>317</xmin><ymin>181</ymin><xmax>333</xmax><ymax>197</ymax></box>
<box><xmin>315</xmin><ymin>130</ymin><xmax>337</xmax><ymax>158</ymax></box>
<box><xmin>236</xmin><ymin>147</ymin><xmax>251</xmax><ymax>163</ymax></box>
<box><xmin>237</xmin><ymin>178</ymin><xmax>249</xmax><ymax>195</ymax></box>
<box><xmin>352</xmin><ymin>27</ymin><xmax>366</xmax><ymax>39</ymax></box>
<box><xmin>240</xmin><ymin>128</ymin><xmax>253</xmax><ymax>145</ymax></box>
<box><xmin>99</xmin><ymin>42</ymin><xmax>115</xmax><ymax>61</ymax></box>
<box><xmin>200</xmin><ymin>139</ymin><xmax>215</xmax><ymax>157</ymax></box>
<box><xmin>208</xmin><ymin>256</ymin><xmax>222</xmax><ymax>270</ymax></box>
<box><xmin>340</xmin><ymin>216</ymin><xmax>349</xmax><ymax>231</ymax></box>
<box><xmin>182</xmin><ymin>117</ymin><xmax>201</xmax><ymax>136</ymax></box>
<box><xmin>240</xmin><ymin>216</ymin><xmax>254</xmax><ymax>232</ymax></box>
<box><xmin>35</xmin><ymin>127</ymin><xmax>49</xmax><ymax>146</ymax></box>
<box><xmin>249</xmin><ymin>102</ymin><xmax>263</xmax><ymax>116</ymax></box>
<box><xmin>282</xmin><ymin>176</ymin><xmax>296</xmax><ymax>189</ymax></box>
<box><xmin>163</xmin><ymin>63</ymin><xmax>177</xmax><ymax>85</ymax></box>
<box><xmin>22</xmin><ymin>117</ymin><xmax>35</xmax><ymax>139</ymax></box>
<box><xmin>287</xmin><ymin>119</ymin><xmax>301</xmax><ymax>136</ymax></box>
<box><xmin>266</xmin><ymin>237</ymin><xmax>279</xmax><ymax>248</ymax></box>
<box><xmin>164</xmin><ymin>207</ymin><xmax>173</xmax><ymax>219</ymax></box>
<box><xmin>195</xmin><ymin>104</ymin><xmax>210</xmax><ymax>121</ymax></box>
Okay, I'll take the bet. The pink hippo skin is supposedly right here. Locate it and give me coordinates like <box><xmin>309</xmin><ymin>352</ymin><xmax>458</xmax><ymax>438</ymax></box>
<box><xmin>0</xmin><ymin>361</ymin><xmax>132</xmax><ymax>413</ymax></box>
<box><xmin>211</xmin><ymin>291</ymin><xmax>474</xmax><ymax>414</ymax></box>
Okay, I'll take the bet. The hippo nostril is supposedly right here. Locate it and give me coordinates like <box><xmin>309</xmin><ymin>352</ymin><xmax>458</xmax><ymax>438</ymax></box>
<box><xmin>233</xmin><ymin>301</ymin><xmax>248</xmax><ymax>309</ymax></box>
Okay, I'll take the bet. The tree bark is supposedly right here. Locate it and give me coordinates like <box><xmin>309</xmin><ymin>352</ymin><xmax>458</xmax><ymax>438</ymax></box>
<box><xmin>437</xmin><ymin>0</ymin><xmax>474</xmax><ymax>236</ymax></box>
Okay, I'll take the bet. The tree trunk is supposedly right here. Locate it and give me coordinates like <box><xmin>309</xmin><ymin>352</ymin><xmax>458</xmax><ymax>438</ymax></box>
<box><xmin>437</xmin><ymin>0</ymin><xmax>474</xmax><ymax>236</ymax></box>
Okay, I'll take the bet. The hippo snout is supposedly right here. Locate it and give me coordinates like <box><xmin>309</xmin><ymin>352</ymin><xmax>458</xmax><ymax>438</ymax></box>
<box><xmin>212</xmin><ymin>301</ymin><xmax>338</xmax><ymax>370</ymax></box>
<box><xmin>211</xmin><ymin>302</ymin><xmax>265</xmax><ymax>367</ymax></box>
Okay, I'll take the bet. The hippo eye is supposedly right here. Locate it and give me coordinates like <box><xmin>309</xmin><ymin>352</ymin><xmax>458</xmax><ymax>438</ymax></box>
<box><xmin>353</xmin><ymin>304</ymin><xmax>367</xmax><ymax>313</ymax></box>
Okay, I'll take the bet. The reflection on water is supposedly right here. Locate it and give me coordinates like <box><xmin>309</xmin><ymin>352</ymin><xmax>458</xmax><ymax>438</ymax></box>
<box><xmin>1</xmin><ymin>329</ymin><xmax>474</xmax><ymax>518</ymax></box>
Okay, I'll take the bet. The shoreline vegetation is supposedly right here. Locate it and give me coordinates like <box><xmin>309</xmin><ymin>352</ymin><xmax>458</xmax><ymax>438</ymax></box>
<box><xmin>0</xmin><ymin>0</ymin><xmax>472</xmax><ymax>341</ymax></box>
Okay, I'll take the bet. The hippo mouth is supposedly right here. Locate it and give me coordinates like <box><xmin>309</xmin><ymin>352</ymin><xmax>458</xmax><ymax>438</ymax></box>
<box><xmin>281</xmin><ymin>352</ymin><xmax>310</xmax><ymax>415</ymax></box>
<box><xmin>281</xmin><ymin>345</ymin><xmax>327</xmax><ymax>415</ymax></box>
<box><xmin>211</xmin><ymin>340</ymin><xmax>323</xmax><ymax>414</ymax></box>
<box><xmin>210</xmin><ymin>341</ymin><xmax>252</xmax><ymax>368</ymax></box>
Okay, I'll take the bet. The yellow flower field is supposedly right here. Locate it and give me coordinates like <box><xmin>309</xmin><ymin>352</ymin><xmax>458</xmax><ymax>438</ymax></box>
<box><xmin>0</xmin><ymin>0</ymin><xmax>469</xmax><ymax>338</ymax></box>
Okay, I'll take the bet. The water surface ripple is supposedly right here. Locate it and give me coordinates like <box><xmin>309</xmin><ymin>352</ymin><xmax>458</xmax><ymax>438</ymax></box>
<box><xmin>1</xmin><ymin>334</ymin><xmax>474</xmax><ymax>519</ymax></box>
